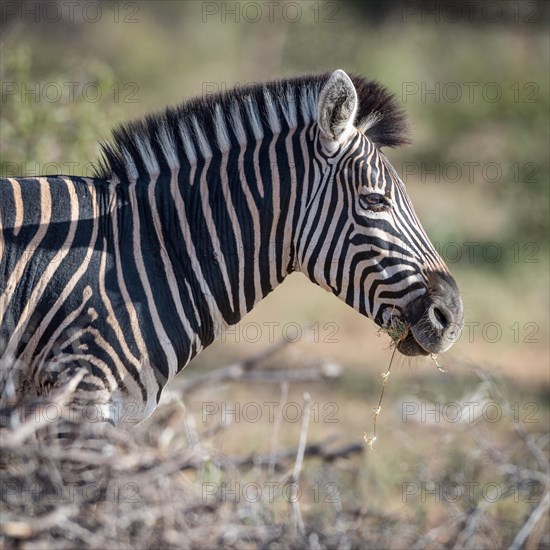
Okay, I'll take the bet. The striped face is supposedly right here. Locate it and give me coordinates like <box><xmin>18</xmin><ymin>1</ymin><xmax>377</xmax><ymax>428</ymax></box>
<box><xmin>299</xmin><ymin>70</ymin><xmax>463</xmax><ymax>356</ymax></box>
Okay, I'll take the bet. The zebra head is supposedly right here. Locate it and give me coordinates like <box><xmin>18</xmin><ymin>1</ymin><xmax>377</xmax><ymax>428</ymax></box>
<box><xmin>296</xmin><ymin>70</ymin><xmax>463</xmax><ymax>356</ymax></box>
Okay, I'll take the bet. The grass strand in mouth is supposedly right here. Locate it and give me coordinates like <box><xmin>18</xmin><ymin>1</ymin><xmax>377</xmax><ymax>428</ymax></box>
<box><xmin>380</xmin><ymin>316</ymin><xmax>410</xmax><ymax>347</ymax></box>
<box><xmin>365</xmin><ymin>317</ymin><xmax>409</xmax><ymax>450</ymax></box>
<box><xmin>380</xmin><ymin>315</ymin><xmax>447</xmax><ymax>372</ymax></box>
<box><xmin>364</xmin><ymin>347</ymin><xmax>398</xmax><ymax>451</ymax></box>
<box><xmin>366</xmin><ymin>318</ymin><xmax>446</xmax><ymax>450</ymax></box>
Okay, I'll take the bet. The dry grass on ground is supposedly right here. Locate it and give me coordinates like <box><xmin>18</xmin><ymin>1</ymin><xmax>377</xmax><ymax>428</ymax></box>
<box><xmin>1</xmin><ymin>345</ymin><xmax>549</xmax><ymax>549</ymax></box>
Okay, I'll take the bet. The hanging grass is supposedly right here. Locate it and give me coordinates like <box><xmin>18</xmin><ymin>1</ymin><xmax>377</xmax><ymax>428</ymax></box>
<box><xmin>366</xmin><ymin>317</ymin><xmax>445</xmax><ymax>450</ymax></box>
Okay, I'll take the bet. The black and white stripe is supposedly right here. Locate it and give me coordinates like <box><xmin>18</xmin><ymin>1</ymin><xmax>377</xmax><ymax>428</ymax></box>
<box><xmin>0</xmin><ymin>70</ymin><xmax>461</xmax><ymax>426</ymax></box>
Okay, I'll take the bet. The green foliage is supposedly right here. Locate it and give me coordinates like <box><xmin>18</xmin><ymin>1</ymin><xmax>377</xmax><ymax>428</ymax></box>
<box><xmin>1</xmin><ymin>45</ymin><xmax>125</xmax><ymax>177</ymax></box>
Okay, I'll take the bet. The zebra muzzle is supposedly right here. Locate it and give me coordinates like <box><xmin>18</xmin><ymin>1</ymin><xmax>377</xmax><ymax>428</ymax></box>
<box><xmin>400</xmin><ymin>272</ymin><xmax>464</xmax><ymax>356</ymax></box>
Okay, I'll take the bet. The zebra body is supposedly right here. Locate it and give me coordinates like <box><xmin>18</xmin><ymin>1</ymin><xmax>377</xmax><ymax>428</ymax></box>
<box><xmin>0</xmin><ymin>70</ymin><xmax>463</xmax><ymax>426</ymax></box>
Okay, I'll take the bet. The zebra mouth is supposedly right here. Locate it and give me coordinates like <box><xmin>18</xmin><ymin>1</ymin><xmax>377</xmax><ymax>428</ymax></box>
<box><xmin>377</xmin><ymin>310</ymin><xmax>430</xmax><ymax>357</ymax></box>
<box><xmin>396</xmin><ymin>331</ymin><xmax>430</xmax><ymax>357</ymax></box>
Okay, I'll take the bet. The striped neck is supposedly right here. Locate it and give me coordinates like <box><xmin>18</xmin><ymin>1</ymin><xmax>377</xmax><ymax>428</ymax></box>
<box><xmin>105</xmin><ymin>80</ymin><xmax>327</xmax><ymax>374</ymax></box>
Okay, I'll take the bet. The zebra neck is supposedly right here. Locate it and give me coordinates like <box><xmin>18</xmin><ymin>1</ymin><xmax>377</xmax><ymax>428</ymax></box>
<box><xmin>129</xmin><ymin>129</ymin><xmax>307</xmax><ymax>372</ymax></box>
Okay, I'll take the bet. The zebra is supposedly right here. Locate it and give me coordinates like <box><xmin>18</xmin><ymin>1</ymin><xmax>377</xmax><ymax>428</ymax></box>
<box><xmin>0</xmin><ymin>69</ymin><xmax>464</xmax><ymax>428</ymax></box>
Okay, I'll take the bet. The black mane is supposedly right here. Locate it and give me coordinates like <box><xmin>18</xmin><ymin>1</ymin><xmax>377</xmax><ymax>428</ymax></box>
<box><xmin>93</xmin><ymin>72</ymin><xmax>409</xmax><ymax>181</ymax></box>
<box><xmin>349</xmin><ymin>74</ymin><xmax>410</xmax><ymax>148</ymax></box>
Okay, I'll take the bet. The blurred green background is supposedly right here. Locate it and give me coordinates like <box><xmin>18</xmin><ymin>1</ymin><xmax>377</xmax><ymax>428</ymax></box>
<box><xmin>1</xmin><ymin>0</ymin><xmax>549</xmax><ymax>545</ymax></box>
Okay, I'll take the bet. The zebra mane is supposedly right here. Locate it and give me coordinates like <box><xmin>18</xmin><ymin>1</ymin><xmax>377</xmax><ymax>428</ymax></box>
<box><xmin>93</xmin><ymin>72</ymin><xmax>409</xmax><ymax>181</ymax></box>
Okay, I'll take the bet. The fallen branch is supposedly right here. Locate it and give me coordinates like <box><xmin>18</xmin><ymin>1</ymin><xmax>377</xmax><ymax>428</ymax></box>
<box><xmin>230</xmin><ymin>439</ymin><xmax>364</xmax><ymax>471</ymax></box>
<box><xmin>178</xmin><ymin>339</ymin><xmax>341</xmax><ymax>394</ymax></box>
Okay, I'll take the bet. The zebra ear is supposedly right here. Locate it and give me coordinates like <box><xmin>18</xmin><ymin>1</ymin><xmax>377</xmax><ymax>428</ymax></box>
<box><xmin>317</xmin><ymin>69</ymin><xmax>358</xmax><ymax>146</ymax></box>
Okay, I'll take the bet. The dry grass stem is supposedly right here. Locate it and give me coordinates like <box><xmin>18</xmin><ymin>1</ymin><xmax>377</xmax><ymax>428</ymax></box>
<box><xmin>431</xmin><ymin>353</ymin><xmax>446</xmax><ymax>372</ymax></box>
<box><xmin>289</xmin><ymin>391</ymin><xmax>311</xmax><ymax>536</ymax></box>
<box><xmin>364</xmin><ymin>347</ymin><xmax>398</xmax><ymax>451</ymax></box>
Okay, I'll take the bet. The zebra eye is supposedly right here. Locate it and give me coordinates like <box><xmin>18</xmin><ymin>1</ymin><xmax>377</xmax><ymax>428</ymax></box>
<box><xmin>360</xmin><ymin>193</ymin><xmax>389</xmax><ymax>212</ymax></box>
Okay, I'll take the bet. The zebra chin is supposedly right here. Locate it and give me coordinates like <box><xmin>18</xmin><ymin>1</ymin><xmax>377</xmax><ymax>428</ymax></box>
<box><xmin>396</xmin><ymin>332</ymin><xmax>431</xmax><ymax>357</ymax></box>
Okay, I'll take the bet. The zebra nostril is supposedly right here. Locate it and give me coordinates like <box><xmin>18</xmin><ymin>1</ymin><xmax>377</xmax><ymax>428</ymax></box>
<box><xmin>430</xmin><ymin>306</ymin><xmax>449</xmax><ymax>330</ymax></box>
